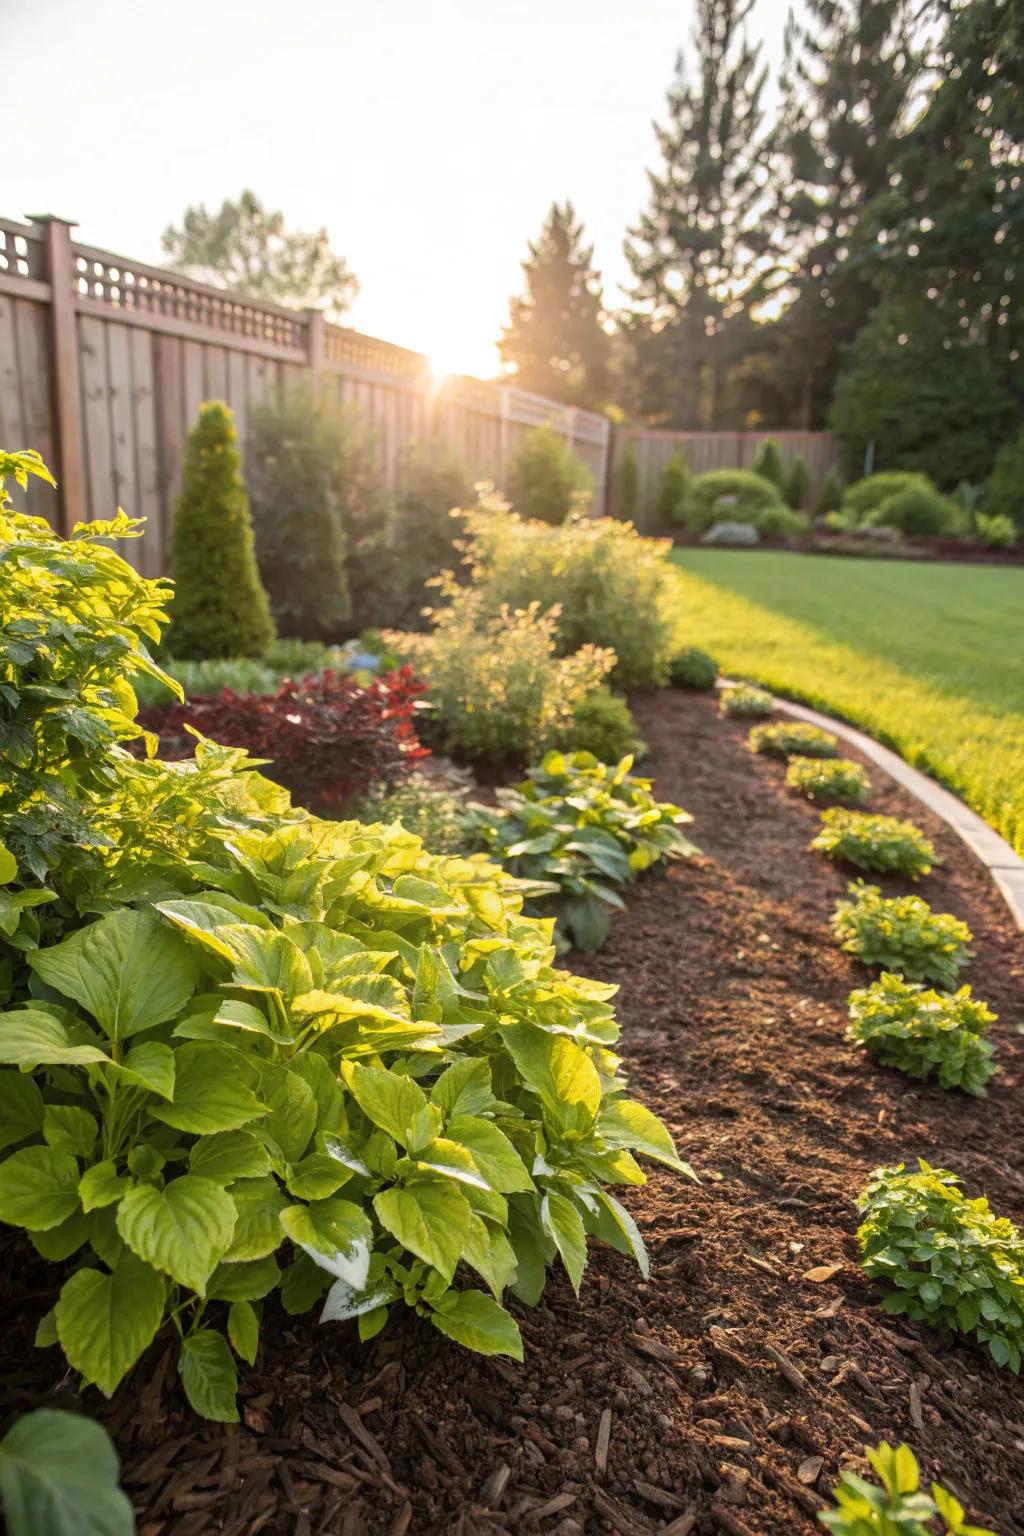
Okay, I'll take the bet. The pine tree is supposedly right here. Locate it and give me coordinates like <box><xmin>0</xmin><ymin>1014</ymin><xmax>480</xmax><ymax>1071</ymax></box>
<box><xmin>624</xmin><ymin>0</ymin><xmax>767</xmax><ymax>427</ymax></box>
<box><xmin>168</xmin><ymin>401</ymin><xmax>275</xmax><ymax>660</ymax></box>
<box><xmin>499</xmin><ymin>203</ymin><xmax>611</xmax><ymax>408</ymax></box>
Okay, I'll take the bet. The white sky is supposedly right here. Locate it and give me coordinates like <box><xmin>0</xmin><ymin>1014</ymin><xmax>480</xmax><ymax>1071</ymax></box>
<box><xmin>6</xmin><ymin>0</ymin><xmax>792</xmax><ymax>378</ymax></box>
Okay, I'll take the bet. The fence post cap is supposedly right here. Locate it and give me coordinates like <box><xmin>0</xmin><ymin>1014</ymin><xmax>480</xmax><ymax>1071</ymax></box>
<box><xmin>26</xmin><ymin>213</ymin><xmax>78</xmax><ymax>228</ymax></box>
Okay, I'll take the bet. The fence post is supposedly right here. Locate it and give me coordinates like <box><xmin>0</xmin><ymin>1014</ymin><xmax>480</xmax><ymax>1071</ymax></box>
<box><xmin>306</xmin><ymin>308</ymin><xmax>326</xmax><ymax>374</ymax></box>
<box><xmin>33</xmin><ymin>215</ymin><xmax>86</xmax><ymax>533</ymax></box>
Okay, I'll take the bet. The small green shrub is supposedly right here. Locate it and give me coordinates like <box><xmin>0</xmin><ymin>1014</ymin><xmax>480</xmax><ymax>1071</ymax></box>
<box><xmin>813</xmin><ymin>468</ymin><xmax>844</xmax><ymax>518</ymax></box>
<box><xmin>614</xmin><ymin>445</ymin><xmax>640</xmax><ymax>522</ymax></box>
<box><xmin>868</xmin><ymin>485</ymin><xmax>959</xmax><ymax>537</ymax></box>
<box><xmin>841</xmin><ymin>471</ymin><xmax>934</xmax><ymax>524</ymax></box>
<box><xmin>720</xmin><ymin>682</ymin><xmax>775</xmax><ymax>717</ymax></box>
<box><xmin>857</xmin><ymin>1162</ymin><xmax>1024</xmax><ymax>1373</ymax></box>
<box><xmin>749</xmin><ymin>720</ymin><xmax>838</xmax><ymax>758</ymax></box>
<box><xmin>755</xmin><ymin>503</ymin><xmax>810</xmax><ymax>540</ymax></box>
<box><xmin>831</xmin><ymin>881</ymin><xmax>972</xmax><ymax>988</ymax></box>
<box><xmin>975</xmin><ymin>511</ymin><xmax>1017</xmax><ymax>549</ymax></box>
<box><xmin>847</xmin><ymin>973</ymin><xmax>997</xmax><ymax>1095</ymax></box>
<box><xmin>984</xmin><ymin>424</ymin><xmax>1024</xmax><ymax>535</ymax></box>
<box><xmin>655</xmin><ymin>449</ymin><xmax>690</xmax><ymax>527</ymax></box>
<box><xmin>168</xmin><ymin>402</ymin><xmax>275</xmax><ymax>659</ymax></box>
<box><xmin>552</xmin><ymin>688</ymin><xmax>643</xmax><ymax>761</ymax></box>
<box><xmin>812</xmin><ymin>808</ymin><xmax>936</xmax><ymax>877</ymax></box>
<box><xmin>681</xmin><ymin>469</ymin><xmax>784</xmax><ymax>534</ymax></box>
<box><xmin>352</xmin><ymin>770</ymin><xmax>474</xmax><ymax>854</ymax></box>
<box><xmin>669</xmin><ymin>647</ymin><xmax>719</xmax><ymax>691</ymax></box>
<box><xmin>786</xmin><ymin>755</ymin><xmax>870</xmax><ymax>803</ymax></box>
<box><xmin>786</xmin><ymin>453</ymin><xmax>810</xmax><ymax>511</ymax></box>
<box><xmin>751</xmin><ymin>438</ymin><xmax>787</xmax><ymax>495</ymax></box>
<box><xmin>506</xmin><ymin>425</ymin><xmax>593</xmax><ymax>524</ymax></box>
<box><xmin>475</xmin><ymin>751</ymin><xmax>695</xmax><ymax>951</ymax></box>
<box><xmin>821</xmin><ymin>1439</ymin><xmax>996</xmax><ymax>1536</ymax></box>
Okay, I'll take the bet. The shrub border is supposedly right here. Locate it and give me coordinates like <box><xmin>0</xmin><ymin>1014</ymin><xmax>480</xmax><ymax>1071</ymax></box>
<box><xmin>718</xmin><ymin>680</ymin><xmax>1024</xmax><ymax>931</ymax></box>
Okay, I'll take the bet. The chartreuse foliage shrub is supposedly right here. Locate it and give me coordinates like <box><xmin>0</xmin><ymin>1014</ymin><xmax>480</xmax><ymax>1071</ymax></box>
<box><xmin>821</xmin><ymin>1440</ymin><xmax>995</xmax><ymax>1536</ymax></box>
<box><xmin>669</xmin><ymin>646</ymin><xmax>718</xmax><ymax>690</ymax></box>
<box><xmin>0</xmin><ymin>450</ymin><xmax>691</xmax><ymax>1425</ymax></box>
<box><xmin>459</xmin><ymin>495</ymin><xmax>678</xmax><ymax>688</ymax></box>
<box><xmin>680</xmin><ymin>469</ymin><xmax>784</xmax><ymax>534</ymax></box>
<box><xmin>975</xmin><ymin>511</ymin><xmax>1016</xmax><ymax>549</ymax></box>
<box><xmin>168</xmin><ymin>402</ymin><xmax>275</xmax><ymax>660</ymax></box>
<box><xmin>869</xmin><ymin>485</ymin><xmax>961</xmax><ymax>538</ymax></box>
<box><xmin>841</xmin><ymin>472</ymin><xmax>934</xmax><ymax>525</ymax></box>
<box><xmin>786</xmin><ymin>755</ymin><xmax>871</xmax><ymax>804</ymax></box>
<box><xmin>831</xmin><ymin>883</ymin><xmax>972</xmax><ymax>989</ymax></box>
<box><xmin>811</xmin><ymin>809</ymin><xmax>936</xmax><ymax>878</ymax></box>
<box><xmin>0</xmin><ymin>1409</ymin><xmax>135</xmax><ymax>1536</ymax></box>
<box><xmin>847</xmin><ymin>973</ymin><xmax>997</xmax><ymax>1096</ymax></box>
<box><xmin>551</xmin><ymin>688</ymin><xmax>643</xmax><ymax>762</ymax></box>
<box><xmin>474</xmin><ymin>752</ymin><xmax>695</xmax><ymax>952</ymax></box>
<box><xmin>983</xmin><ymin>424</ymin><xmax>1024</xmax><ymax>536</ymax></box>
<box><xmin>506</xmin><ymin>425</ymin><xmax>593</xmax><ymax>525</ymax></box>
<box><xmin>858</xmin><ymin>1162</ymin><xmax>1024</xmax><ymax>1374</ymax></box>
<box><xmin>749</xmin><ymin>720</ymin><xmax>838</xmax><ymax>758</ymax></box>
<box><xmin>720</xmin><ymin>682</ymin><xmax>774</xmax><ymax>717</ymax></box>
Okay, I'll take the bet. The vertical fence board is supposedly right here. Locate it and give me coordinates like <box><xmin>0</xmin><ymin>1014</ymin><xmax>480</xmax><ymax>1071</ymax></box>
<box><xmin>154</xmin><ymin>334</ymin><xmax>184</xmax><ymax>558</ymax></box>
<box><xmin>13</xmin><ymin>300</ymin><xmax>56</xmax><ymax>516</ymax></box>
<box><xmin>77</xmin><ymin>313</ymin><xmax>115</xmax><ymax>520</ymax></box>
<box><xmin>106</xmin><ymin>323</ymin><xmax>139</xmax><ymax>534</ymax></box>
<box><xmin>0</xmin><ymin>296</ymin><xmax>25</xmax><ymax>447</ymax></box>
<box><xmin>130</xmin><ymin>328</ymin><xmax>163</xmax><ymax>576</ymax></box>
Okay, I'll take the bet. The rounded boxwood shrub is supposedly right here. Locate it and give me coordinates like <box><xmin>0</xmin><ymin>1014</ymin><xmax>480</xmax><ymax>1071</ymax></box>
<box><xmin>755</xmin><ymin>503</ymin><xmax>810</xmax><ymax>541</ymax></box>
<box><xmin>552</xmin><ymin>687</ymin><xmax>643</xmax><ymax>761</ymax></box>
<box><xmin>975</xmin><ymin>511</ymin><xmax>1017</xmax><ymax>549</ymax></box>
<box><xmin>507</xmin><ymin>425</ymin><xmax>593</xmax><ymax>525</ymax></box>
<box><xmin>984</xmin><ymin>425</ymin><xmax>1024</xmax><ymax>535</ymax></box>
<box><xmin>867</xmin><ymin>484</ymin><xmax>960</xmax><ymax>537</ymax></box>
<box><xmin>168</xmin><ymin>401</ymin><xmax>275</xmax><ymax>659</ymax></box>
<box><xmin>669</xmin><ymin>646</ymin><xmax>718</xmax><ymax>690</ymax></box>
<box><xmin>680</xmin><ymin>469</ymin><xmax>784</xmax><ymax>533</ymax></box>
<box><xmin>840</xmin><ymin>471</ymin><xmax>934</xmax><ymax>525</ymax></box>
<box><xmin>811</xmin><ymin>808</ymin><xmax>936</xmax><ymax>877</ymax></box>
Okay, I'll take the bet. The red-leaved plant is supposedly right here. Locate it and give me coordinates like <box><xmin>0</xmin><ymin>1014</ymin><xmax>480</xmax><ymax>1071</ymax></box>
<box><xmin>143</xmin><ymin>667</ymin><xmax>429</xmax><ymax>810</ymax></box>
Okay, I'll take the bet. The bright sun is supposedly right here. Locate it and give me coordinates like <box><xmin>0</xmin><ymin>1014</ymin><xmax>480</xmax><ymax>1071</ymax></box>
<box><xmin>425</xmin><ymin>330</ymin><xmax>501</xmax><ymax>384</ymax></box>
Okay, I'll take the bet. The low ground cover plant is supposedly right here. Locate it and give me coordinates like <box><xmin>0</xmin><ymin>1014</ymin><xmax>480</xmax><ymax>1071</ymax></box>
<box><xmin>720</xmin><ymin>682</ymin><xmax>775</xmax><ymax>717</ymax></box>
<box><xmin>474</xmin><ymin>751</ymin><xmax>695</xmax><ymax>952</ymax></box>
<box><xmin>550</xmin><ymin>687</ymin><xmax>643</xmax><ymax>762</ymax></box>
<box><xmin>352</xmin><ymin>770</ymin><xmax>475</xmax><ymax>854</ymax></box>
<box><xmin>831</xmin><ymin>883</ymin><xmax>972</xmax><ymax>988</ymax></box>
<box><xmin>847</xmin><ymin>973</ymin><xmax>997</xmax><ymax>1096</ymax></box>
<box><xmin>857</xmin><ymin>1162</ymin><xmax>1024</xmax><ymax>1373</ymax></box>
<box><xmin>0</xmin><ymin>449</ymin><xmax>693</xmax><ymax>1426</ymax></box>
<box><xmin>669</xmin><ymin>646</ymin><xmax>718</xmax><ymax>690</ymax></box>
<box><xmin>811</xmin><ymin>808</ymin><xmax>936</xmax><ymax>878</ymax></box>
<box><xmin>821</xmin><ymin>1440</ymin><xmax>995</xmax><ymax>1536</ymax></box>
<box><xmin>749</xmin><ymin>720</ymin><xmax>839</xmax><ymax>758</ymax></box>
<box><xmin>786</xmin><ymin>755</ymin><xmax>871</xmax><ymax>804</ymax></box>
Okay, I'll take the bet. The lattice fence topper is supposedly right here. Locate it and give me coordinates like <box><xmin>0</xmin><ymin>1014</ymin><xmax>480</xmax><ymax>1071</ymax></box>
<box><xmin>0</xmin><ymin>218</ymin><xmax>47</xmax><ymax>282</ymax></box>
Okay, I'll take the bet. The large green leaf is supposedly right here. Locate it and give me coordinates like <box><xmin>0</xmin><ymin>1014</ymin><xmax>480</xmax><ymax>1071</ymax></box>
<box><xmin>0</xmin><ymin>1009</ymin><xmax>108</xmax><ymax>1069</ymax></box>
<box><xmin>598</xmin><ymin>1099</ymin><xmax>695</xmax><ymax>1176</ymax></box>
<box><xmin>116</xmin><ymin>1176</ymin><xmax>237</xmax><ymax>1295</ymax></box>
<box><xmin>446</xmin><ymin>1115</ymin><xmax>534</xmax><ymax>1193</ymax></box>
<box><xmin>188</xmin><ymin>1130</ymin><xmax>271</xmax><ymax>1183</ymax></box>
<box><xmin>55</xmin><ymin>1256</ymin><xmax>166</xmax><ymax>1397</ymax></box>
<box><xmin>0</xmin><ymin>1145</ymin><xmax>80</xmax><ymax>1231</ymax></box>
<box><xmin>220</xmin><ymin>1177</ymin><xmax>290</xmax><ymax>1262</ymax></box>
<box><xmin>207</xmin><ymin>1254</ymin><xmax>281</xmax><ymax>1302</ymax></box>
<box><xmin>227</xmin><ymin>1300</ymin><xmax>259</xmax><ymax>1365</ymax></box>
<box><xmin>0</xmin><ymin>1409</ymin><xmax>135</xmax><ymax>1536</ymax></box>
<box><xmin>429</xmin><ymin>1290</ymin><xmax>524</xmax><ymax>1360</ymax></box>
<box><xmin>0</xmin><ymin>1072</ymin><xmax>43</xmax><ymax>1151</ymax></box>
<box><xmin>541</xmin><ymin>1190</ymin><xmax>587</xmax><ymax>1295</ymax></box>
<box><xmin>342</xmin><ymin>1061</ymin><xmax>427</xmax><ymax>1146</ymax></box>
<box><xmin>28</xmin><ymin>910</ymin><xmax>199</xmax><ymax>1043</ymax></box>
<box><xmin>150</xmin><ymin>1044</ymin><xmax>266</xmax><ymax>1135</ymax></box>
<box><xmin>256</xmin><ymin>1065</ymin><xmax>317</xmax><ymax>1164</ymax></box>
<box><xmin>105</xmin><ymin>1041</ymin><xmax>175</xmax><ymax>1101</ymax></box>
<box><xmin>79</xmin><ymin>1161</ymin><xmax>132</xmax><ymax>1214</ymax></box>
<box><xmin>178</xmin><ymin>1330</ymin><xmax>239</xmax><ymax>1423</ymax></box>
<box><xmin>280</xmin><ymin>1197</ymin><xmax>373</xmax><ymax>1287</ymax></box>
<box><xmin>462</xmin><ymin>1212</ymin><xmax>518</xmax><ymax>1299</ymax></box>
<box><xmin>373</xmin><ymin>1180</ymin><xmax>470</xmax><ymax>1283</ymax></box>
<box><xmin>498</xmin><ymin>1025</ymin><xmax>602</xmax><ymax>1132</ymax></box>
<box><xmin>43</xmin><ymin>1105</ymin><xmax>98</xmax><ymax>1159</ymax></box>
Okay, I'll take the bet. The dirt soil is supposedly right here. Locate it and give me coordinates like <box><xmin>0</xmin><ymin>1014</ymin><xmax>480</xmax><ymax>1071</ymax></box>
<box><xmin>4</xmin><ymin>688</ymin><xmax>1024</xmax><ymax>1536</ymax></box>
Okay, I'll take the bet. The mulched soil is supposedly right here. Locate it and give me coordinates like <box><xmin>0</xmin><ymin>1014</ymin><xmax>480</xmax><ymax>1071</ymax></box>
<box><xmin>4</xmin><ymin>688</ymin><xmax>1024</xmax><ymax>1536</ymax></box>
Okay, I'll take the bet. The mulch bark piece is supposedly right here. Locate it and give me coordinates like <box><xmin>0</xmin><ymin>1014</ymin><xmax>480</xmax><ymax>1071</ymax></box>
<box><xmin>3</xmin><ymin>688</ymin><xmax>1023</xmax><ymax>1535</ymax></box>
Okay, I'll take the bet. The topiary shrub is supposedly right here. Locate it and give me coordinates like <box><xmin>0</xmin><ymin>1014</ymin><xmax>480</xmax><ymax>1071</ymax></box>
<box><xmin>840</xmin><ymin>471</ymin><xmax>934</xmax><ymax>525</ymax></box>
<box><xmin>168</xmin><ymin>401</ymin><xmax>275</xmax><ymax>659</ymax></box>
<box><xmin>552</xmin><ymin>687</ymin><xmax>643</xmax><ymax>761</ymax></box>
<box><xmin>681</xmin><ymin>469</ymin><xmax>784</xmax><ymax>534</ymax></box>
<box><xmin>506</xmin><ymin>424</ymin><xmax>593</xmax><ymax>524</ymax></box>
<box><xmin>614</xmin><ymin>445</ymin><xmax>640</xmax><ymax>522</ymax></box>
<box><xmin>983</xmin><ymin>425</ymin><xmax>1024</xmax><ymax>535</ymax></box>
<box><xmin>868</xmin><ymin>484</ymin><xmax>960</xmax><ymax>537</ymax></box>
<box><xmin>669</xmin><ymin>646</ymin><xmax>719</xmax><ymax>690</ymax></box>
<box><xmin>786</xmin><ymin>453</ymin><xmax>810</xmax><ymax>511</ymax></box>
<box><xmin>813</xmin><ymin>468</ymin><xmax>844</xmax><ymax>518</ymax></box>
<box><xmin>751</xmin><ymin>439</ymin><xmax>787</xmax><ymax>495</ymax></box>
<box><xmin>655</xmin><ymin>449</ymin><xmax>689</xmax><ymax>527</ymax></box>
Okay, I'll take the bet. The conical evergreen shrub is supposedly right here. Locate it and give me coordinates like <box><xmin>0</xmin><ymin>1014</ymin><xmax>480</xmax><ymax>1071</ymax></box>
<box><xmin>168</xmin><ymin>400</ymin><xmax>275</xmax><ymax>659</ymax></box>
<box><xmin>655</xmin><ymin>449</ymin><xmax>689</xmax><ymax>526</ymax></box>
<box><xmin>614</xmin><ymin>445</ymin><xmax>640</xmax><ymax>522</ymax></box>
<box><xmin>786</xmin><ymin>453</ymin><xmax>810</xmax><ymax>510</ymax></box>
<box><xmin>814</xmin><ymin>468</ymin><xmax>844</xmax><ymax>518</ymax></box>
<box><xmin>752</xmin><ymin>438</ymin><xmax>786</xmax><ymax>495</ymax></box>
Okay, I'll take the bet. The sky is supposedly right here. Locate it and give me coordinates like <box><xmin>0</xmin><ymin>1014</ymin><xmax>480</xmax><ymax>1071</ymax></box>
<box><xmin>6</xmin><ymin>0</ymin><xmax>793</xmax><ymax>379</ymax></box>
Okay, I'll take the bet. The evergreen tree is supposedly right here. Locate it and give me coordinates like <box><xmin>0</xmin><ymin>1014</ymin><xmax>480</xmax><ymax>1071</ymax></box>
<box><xmin>655</xmin><ymin>449</ymin><xmax>690</xmax><ymax>527</ymax></box>
<box><xmin>499</xmin><ymin>203</ymin><xmax>611</xmax><ymax>408</ymax></box>
<box><xmin>624</xmin><ymin>0</ymin><xmax>767</xmax><ymax>427</ymax></box>
<box><xmin>614</xmin><ymin>445</ymin><xmax>640</xmax><ymax>522</ymax></box>
<box><xmin>751</xmin><ymin>439</ymin><xmax>786</xmax><ymax>495</ymax></box>
<box><xmin>168</xmin><ymin>402</ymin><xmax>275</xmax><ymax>660</ymax></box>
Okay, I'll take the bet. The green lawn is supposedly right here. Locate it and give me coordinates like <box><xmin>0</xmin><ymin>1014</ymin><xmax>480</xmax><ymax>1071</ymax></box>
<box><xmin>670</xmin><ymin>550</ymin><xmax>1024</xmax><ymax>856</ymax></box>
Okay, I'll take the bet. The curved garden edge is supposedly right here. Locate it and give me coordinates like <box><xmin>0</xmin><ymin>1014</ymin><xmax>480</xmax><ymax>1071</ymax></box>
<box><xmin>718</xmin><ymin>679</ymin><xmax>1024</xmax><ymax>932</ymax></box>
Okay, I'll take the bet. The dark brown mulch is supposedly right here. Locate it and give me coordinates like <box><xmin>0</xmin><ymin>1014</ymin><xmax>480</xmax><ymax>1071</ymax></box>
<box><xmin>3</xmin><ymin>688</ymin><xmax>1024</xmax><ymax>1536</ymax></box>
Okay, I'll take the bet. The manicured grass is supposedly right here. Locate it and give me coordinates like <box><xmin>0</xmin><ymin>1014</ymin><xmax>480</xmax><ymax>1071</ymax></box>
<box><xmin>670</xmin><ymin>549</ymin><xmax>1024</xmax><ymax>855</ymax></box>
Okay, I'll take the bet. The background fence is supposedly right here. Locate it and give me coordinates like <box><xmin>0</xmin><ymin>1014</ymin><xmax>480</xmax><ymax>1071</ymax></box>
<box><xmin>614</xmin><ymin>427</ymin><xmax>840</xmax><ymax>531</ymax></box>
<box><xmin>0</xmin><ymin>215</ymin><xmax>611</xmax><ymax>573</ymax></box>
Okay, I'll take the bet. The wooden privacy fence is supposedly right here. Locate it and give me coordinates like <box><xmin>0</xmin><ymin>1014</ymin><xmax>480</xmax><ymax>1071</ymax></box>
<box><xmin>0</xmin><ymin>215</ymin><xmax>611</xmax><ymax>572</ymax></box>
<box><xmin>614</xmin><ymin>428</ymin><xmax>840</xmax><ymax>531</ymax></box>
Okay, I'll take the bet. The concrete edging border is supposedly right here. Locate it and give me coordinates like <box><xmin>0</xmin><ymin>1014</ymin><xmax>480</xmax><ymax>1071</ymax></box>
<box><xmin>718</xmin><ymin>681</ymin><xmax>1024</xmax><ymax>932</ymax></box>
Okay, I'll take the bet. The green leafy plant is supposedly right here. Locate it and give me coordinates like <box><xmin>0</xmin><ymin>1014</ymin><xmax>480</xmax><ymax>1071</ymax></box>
<box><xmin>506</xmin><ymin>425</ymin><xmax>593</xmax><ymax>525</ymax></box>
<box><xmin>551</xmin><ymin>687</ymin><xmax>643</xmax><ymax>762</ymax></box>
<box><xmin>847</xmin><ymin>973</ymin><xmax>997</xmax><ymax>1096</ymax></box>
<box><xmin>680</xmin><ymin>469</ymin><xmax>784</xmax><ymax>534</ymax></box>
<box><xmin>458</xmin><ymin>494</ymin><xmax>678</xmax><ymax>687</ymax></box>
<box><xmin>840</xmin><ymin>472</ymin><xmax>935</xmax><ymax>526</ymax></box>
<box><xmin>655</xmin><ymin>449</ymin><xmax>689</xmax><ymax>527</ymax></box>
<box><xmin>821</xmin><ymin>1440</ymin><xmax>995</xmax><ymax>1536</ymax></box>
<box><xmin>868</xmin><ymin>485</ymin><xmax>960</xmax><ymax>538</ymax></box>
<box><xmin>749</xmin><ymin>720</ymin><xmax>838</xmax><ymax>758</ymax></box>
<box><xmin>474</xmin><ymin>751</ymin><xmax>695</xmax><ymax>951</ymax></box>
<box><xmin>975</xmin><ymin>511</ymin><xmax>1016</xmax><ymax>549</ymax></box>
<box><xmin>614</xmin><ymin>445</ymin><xmax>640</xmax><ymax>521</ymax></box>
<box><xmin>669</xmin><ymin>646</ymin><xmax>719</xmax><ymax>691</ymax></box>
<box><xmin>0</xmin><ymin>1409</ymin><xmax>135</xmax><ymax>1536</ymax></box>
<box><xmin>720</xmin><ymin>682</ymin><xmax>775</xmax><ymax>717</ymax></box>
<box><xmin>168</xmin><ymin>402</ymin><xmax>275</xmax><ymax>660</ymax></box>
<box><xmin>812</xmin><ymin>808</ymin><xmax>936</xmax><ymax>877</ymax></box>
<box><xmin>352</xmin><ymin>770</ymin><xmax>475</xmax><ymax>855</ymax></box>
<box><xmin>857</xmin><ymin>1162</ymin><xmax>1024</xmax><ymax>1373</ymax></box>
<box><xmin>786</xmin><ymin>755</ymin><xmax>871</xmax><ymax>804</ymax></box>
<box><xmin>831</xmin><ymin>882</ymin><xmax>972</xmax><ymax>988</ymax></box>
<box><xmin>755</xmin><ymin>503</ymin><xmax>810</xmax><ymax>541</ymax></box>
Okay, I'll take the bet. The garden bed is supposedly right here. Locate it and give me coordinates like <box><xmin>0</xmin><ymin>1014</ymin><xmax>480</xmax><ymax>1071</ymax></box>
<box><xmin>3</xmin><ymin>688</ymin><xmax>1023</xmax><ymax>1536</ymax></box>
